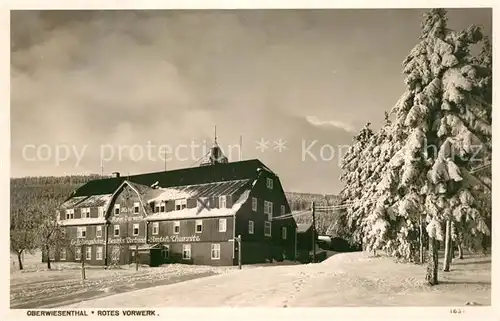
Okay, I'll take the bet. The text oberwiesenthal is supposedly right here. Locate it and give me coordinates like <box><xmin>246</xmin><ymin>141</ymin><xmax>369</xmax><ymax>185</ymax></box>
<box><xmin>26</xmin><ymin>309</ymin><xmax>157</xmax><ymax>317</ymax></box>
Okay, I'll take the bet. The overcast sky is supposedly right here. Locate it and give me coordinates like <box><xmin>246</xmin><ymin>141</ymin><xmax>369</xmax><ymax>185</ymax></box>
<box><xmin>10</xmin><ymin>8</ymin><xmax>492</xmax><ymax>194</ymax></box>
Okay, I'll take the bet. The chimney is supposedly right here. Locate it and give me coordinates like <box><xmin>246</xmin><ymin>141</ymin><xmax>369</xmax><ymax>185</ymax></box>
<box><xmin>112</xmin><ymin>172</ymin><xmax>121</xmax><ymax>178</ymax></box>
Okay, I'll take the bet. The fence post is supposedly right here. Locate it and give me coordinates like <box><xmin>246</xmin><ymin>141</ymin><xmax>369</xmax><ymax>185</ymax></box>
<box><xmin>81</xmin><ymin>245</ymin><xmax>86</xmax><ymax>280</ymax></box>
<box><xmin>135</xmin><ymin>244</ymin><xmax>139</xmax><ymax>272</ymax></box>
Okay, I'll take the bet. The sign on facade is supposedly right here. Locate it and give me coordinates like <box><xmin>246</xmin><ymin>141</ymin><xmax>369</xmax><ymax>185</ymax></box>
<box><xmin>70</xmin><ymin>235</ymin><xmax>201</xmax><ymax>246</ymax></box>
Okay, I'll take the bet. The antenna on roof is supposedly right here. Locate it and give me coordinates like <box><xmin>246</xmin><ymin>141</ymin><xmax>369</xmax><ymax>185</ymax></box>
<box><xmin>239</xmin><ymin>135</ymin><xmax>243</xmax><ymax>161</ymax></box>
<box><xmin>100</xmin><ymin>156</ymin><xmax>104</xmax><ymax>177</ymax></box>
<box><xmin>214</xmin><ymin>125</ymin><xmax>217</xmax><ymax>145</ymax></box>
<box><xmin>161</xmin><ymin>147</ymin><xmax>167</xmax><ymax>172</ymax></box>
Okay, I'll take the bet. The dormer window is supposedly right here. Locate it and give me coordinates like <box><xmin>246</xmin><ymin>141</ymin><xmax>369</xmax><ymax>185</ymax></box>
<box><xmin>98</xmin><ymin>206</ymin><xmax>105</xmax><ymax>218</ymax></box>
<box><xmin>175</xmin><ymin>199</ymin><xmax>187</xmax><ymax>211</ymax></box>
<box><xmin>266</xmin><ymin>178</ymin><xmax>273</xmax><ymax>189</ymax></box>
<box><xmin>133</xmin><ymin>202</ymin><xmax>140</xmax><ymax>214</ymax></box>
<box><xmin>65</xmin><ymin>209</ymin><xmax>74</xmax><ymax>220</ymax></box>
<box><xmin>81</xmin><ymin>208</ymin><xmax>90</xmax><ymax>218</ymax></box>
<box><xmin>219</xmin><ymin>196</ymin><xmax>227</xmax><ymax>208</ymax></box>
<box><xmin>114</xmin><ymin>204</ymin><xmax>120</xmax><ymax>215</ymax></box>
<box><xmin>160</xmin><ymin>201</ymin><xmax>166</xmax><ymax>213</ymax></box>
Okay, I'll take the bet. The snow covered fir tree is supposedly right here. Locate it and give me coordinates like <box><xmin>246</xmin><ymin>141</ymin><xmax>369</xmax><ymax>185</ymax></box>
<box><xmin>334</xmin><ymin>9</ymin><xmax>492</xmax><ymax>285</ymax></box>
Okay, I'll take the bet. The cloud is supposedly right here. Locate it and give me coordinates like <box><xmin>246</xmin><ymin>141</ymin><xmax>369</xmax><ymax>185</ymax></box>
<box><xmin>305</xmin><ymin>116</ymin><xmax>356</xmax><ymax>133</ymax></box>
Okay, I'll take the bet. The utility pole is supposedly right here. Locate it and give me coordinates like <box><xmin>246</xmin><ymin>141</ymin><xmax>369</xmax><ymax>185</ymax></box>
<box><xmin>311</xmin><ymin>201</ymin><xmax>316</xmax><ymax>264</ymax></box>
<box><xmin>237</xmin><ymin>235</ymin><xmax>242</xmax><ymax>270</ymax></box>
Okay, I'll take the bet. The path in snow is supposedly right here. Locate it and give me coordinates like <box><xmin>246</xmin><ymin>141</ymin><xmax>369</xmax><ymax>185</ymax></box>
<box><xmin>65</xmin><ymin>252</ymin><xmax>491</xmax><ymax>308</ymax></box>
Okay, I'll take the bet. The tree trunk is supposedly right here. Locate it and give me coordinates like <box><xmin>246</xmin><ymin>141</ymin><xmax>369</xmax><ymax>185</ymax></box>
<box><xmin>458</xmin><ymin>241</ymin><xmax>463</xmax><ymax>259</ymax></box>
<box><xmin>426</xmin><ymin>236</ymin><xmax>439</xmax><ymax>286</ymax></box>
<box><xmin>419</xmin><ymin>216</ymin><xmax>424</xmax><ymax>264</ymax></box>
<box><xmin>17</xmin><ymin>251</ymin><xmax>24</xmax><ymax>270</ymax></box>
<box><xmin>481</xmin><ymin>234</ymin><xmax>489</xmax><ymax>255</ymax></box>
<box><xmin>443</xmin><ymin>220</ymin><xmax>452</xmax><ymax>272</ymax></box>
<box><xmin>46</xmin><ymin>245</ymin><xmax>51</xmax><ymax>270</ymax></box>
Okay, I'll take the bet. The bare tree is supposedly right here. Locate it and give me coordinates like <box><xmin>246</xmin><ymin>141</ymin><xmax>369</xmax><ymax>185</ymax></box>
<box><xmin>10</xmin><ymin>208</ymin><xmax>39</xmax><ymax>270</ymax></box>
<box><xmin>37</xmin><ymin>198</ymin><xmax>68</xmax><ymax>269</ymax></box>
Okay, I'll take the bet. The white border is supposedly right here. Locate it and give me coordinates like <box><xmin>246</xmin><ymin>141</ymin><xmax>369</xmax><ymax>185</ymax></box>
<box><xmin>2</xmin><ymin>2</ymin><xmax>498</xmax><ymax>321</ymax></box>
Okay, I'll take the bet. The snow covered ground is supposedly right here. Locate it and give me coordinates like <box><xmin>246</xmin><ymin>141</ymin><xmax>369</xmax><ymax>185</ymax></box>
<box><xmin>10</xmin><ymin>251</ymin><xmax>241</xmax><ymax>309</ymax></box>
<box><xmin>60</xmin><ymin>251</ymin><xmax>491</xmax><ymax>308</ymax></box>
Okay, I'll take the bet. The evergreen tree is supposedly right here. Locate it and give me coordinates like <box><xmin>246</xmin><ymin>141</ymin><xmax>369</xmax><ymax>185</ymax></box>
<box><xmin>334</xmin><ymin>123</ymin><xmax>374</xmax><ymax>246</ymax></box>
<box><xmin>338</xmin><ymin>9</ymin><xmax>491</xmax><ymax>285</ymax></box>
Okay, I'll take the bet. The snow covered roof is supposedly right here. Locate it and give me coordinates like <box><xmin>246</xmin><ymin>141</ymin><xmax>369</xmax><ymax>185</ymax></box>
<box><xmin>145</xmin><ymin>190</ymin><xmax>251</xmax><ymax>221</ymax></box>
<box><xmin>60</xmin><ymin>196</ymin><xmax>88</xmax><ymax>209</ymax></box>
<box><xmin>73</xmin><ymin>194</ymin><xmax>112</xmax><ymax>209</ymax></box>
<box><xmin>59</xmin><ymin>218</ymin><xmax>106</xmax><ymax>226</ymax></box>
<box><xmin>72</xmin><ymin>159</ymin><xmax>271</xmax><ymax>197</ymax></box>
<box><xmin>297</xmin><ymin>223</ymin><xmax>312</xmax><ymax>233</ymax></box>
<box><xmin>147</xmin><ymin>179</ymin><xmax>251</xmax><ymax>203</ymax></box>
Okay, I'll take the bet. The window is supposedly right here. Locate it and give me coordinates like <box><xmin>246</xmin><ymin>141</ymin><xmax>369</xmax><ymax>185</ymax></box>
<box><xmin>134</xmin><ymin>202</ymin><xmax>140</xmax><ymax>214</ymax></box>
<box><xmin>219</xmin><ymin>218</ymin><xmax>227</xmax><ymax>232</ymax></box>
<box><xmin>96</xmin><ymin>246</ymin><xmax>103</xmax><ymax>260</ymax></box>
<box><xmin>175</xmin><ymin>199</ymin><xmax>187</xmax><ymax>211</ymax></box>
<box><xmin>264</xmin><ymin>201</ymin><xmax>273</xmax><ymax>220</ymax></box>
<box><xmin>96</xmin><ymin>226</ymin><xmax>102</xmax><ymax>238</ymax></box>
<box><xmin>114</xmin><ymin>225</ymin><xmax>120</xmax><ymax>237</ymax></box>
<box><xmin>81</xmin><ymin>208</ymin><xmax>90</xmax><ymax>218</ymax></box>
<box><xmin>195</xmin><ymin>220</ymin><xmax>203</xmax><ymax>233</ymax></box>
<box><xmin>98</xmin><ymin>206</ymin><xmax>105</xmax><ymax>218</ymax></box>
<box><xmin>182</xmin><ymin>244</ymin><xmax>191</xmax><ymax>260</ymax></box>
<box><xmin>77</xmin><ymin>227</ymin><xmax>87</xmax><ymax>238</ymax></box>
<box><xmin>65</xmin><ymin>209</ymin><xmax>74</xmax><ymax>220</ymax></box>
<box><xmin>86</xmin><ymin>246</ymin><xmax>92</xmax><ymax>260</ymax></box>
<box><xmin>248</xmin><ymin>221</ymin><xmax>254</xmax><ymax>234</ymax></box>
<box><xmin>155</xmin><ymin>204</ymin><xmax>160</xmax><ymax>213</ymax></box>
<box><xmin>114</xmin><ymin>204</ymin><xmax>120</xmax><ymax>215</ymax></box>
<box><xmin>281</xmin><ymin>205</ymin><xmax>286</xmax><ymax>216</ymax></box>
<box><xmin>264</xmin><ymin>221</ymin><xmax>272</xmax><ymax>237</ymax></box>
<box><xmin>49</xmin><ymin>249</ymin><xmax>55</xmax><ymax>261</ymax></box>
<box><xmin>211</xmin><ymin>244</ymin><xmax>221</xmax><ymax>260</ymax></box>
<box><xmin>75</xmin><ymin>247</ymin><xmax>81</xmax><ymax>260</ymax></box>
<box><xmin>219</xmin><ymin>195</ymin><xmax>227</xmax><ymax>208</ymax></box>
<box><xmin>133</xmin><ymin>223</ymin><xmax>140</xmax><ymax>236</ymax></box>
<box><xmin>266</xmin><ymin>178</ymin><xmax>273</xmax><ymax>189</ymax></box>
<box><xmin>60</xmin><ymin>248</ymin><xmax>66</xmax><ymax>260</ymax></box>
<box><xmin>160</xmin><ymin>202</ymin><xmax>165</xmax><ymax>213</ymax></box>
<box><xmin>252</xmin><ymin>197</ymin><xmax>258</xmax><ymax>212</ymax></box>
<box><xmin>282</xmin><ymin>227</ymin><xmax>287</xmax><ymax>240</ymax></box>
<box><xmin>152</xmin><ymin>222</ymin><xmax>159</xmax><ymax>235</ymax></box>
<box><xmin>173</xmin><ymin>221</ymin><xmax>180</xmax><ymax>234</ymax></box>
<box><xmin>162</xmin><ymin>245</ymin><xmax>169</xmax><ymax>259</ymax></box>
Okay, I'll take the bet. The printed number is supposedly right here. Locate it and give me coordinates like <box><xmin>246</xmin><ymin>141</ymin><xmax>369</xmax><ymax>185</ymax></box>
<box><xmin>450</xmin><ymin>308</ymin><xmax>463</xmax><ymax>314</ymax></box>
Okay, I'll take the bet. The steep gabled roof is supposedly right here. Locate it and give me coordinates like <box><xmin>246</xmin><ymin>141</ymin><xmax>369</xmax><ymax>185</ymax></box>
<box><xmin>71</xmin><ymin>159</ymin><xmax>270</xmax><ymax>197</ymax></box>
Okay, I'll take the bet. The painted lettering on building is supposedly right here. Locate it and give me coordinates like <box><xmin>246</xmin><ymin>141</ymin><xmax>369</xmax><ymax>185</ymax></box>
<box><xmin>69</xmin><ymin>235</ymin><xmax>201</xmax><ymax>247</ymax></box>
<box><xmin>149</xmin><ymin>235</ymin><xmax>201</xmax><ymax>243</ymax></box>
<box><xmin>70</xmin><ymin>239</ymin><xmax>105</xmax><ymax>246</ymax></box>
<box><xmin>108</xmin><ymin>237</ymin><xmax>146</xmax><ymax>244</ymax></box>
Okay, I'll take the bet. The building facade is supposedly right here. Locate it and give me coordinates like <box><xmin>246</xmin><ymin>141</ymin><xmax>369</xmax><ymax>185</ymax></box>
<box><xmin>44</xmin><ymin>154</ymin><xmax>297</xmax><ymax>267</ymax></box>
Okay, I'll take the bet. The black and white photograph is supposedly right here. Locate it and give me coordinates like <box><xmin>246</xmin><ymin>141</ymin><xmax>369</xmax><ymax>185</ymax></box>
<box><xmin>7</xmin><ymin>3</ymin><xmax>494</xmax><ymax>314</ymax></box>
